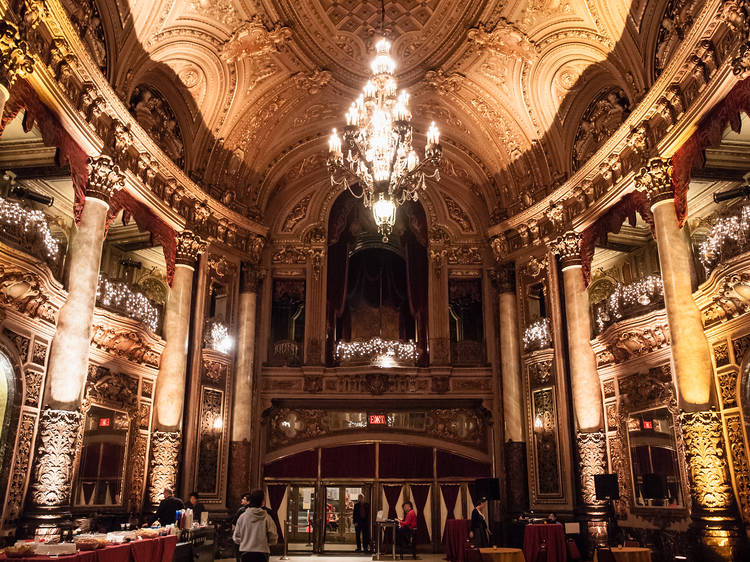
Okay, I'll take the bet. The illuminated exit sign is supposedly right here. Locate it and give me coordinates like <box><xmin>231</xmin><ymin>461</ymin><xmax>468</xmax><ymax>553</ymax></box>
<box><xmin>369</xmin><ymin>414</ymin><xmax>386</xmax><ymax>425</ymax></box>
<box><xmin>99</xmin><ymin>418</ymin><xmax>111</xmax><ymax>427</ymax></box>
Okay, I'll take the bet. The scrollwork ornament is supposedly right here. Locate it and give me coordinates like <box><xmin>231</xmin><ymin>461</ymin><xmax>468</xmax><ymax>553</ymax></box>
<box><xmin>148</xmin><ymin>430</ymin><xmax>181</xmax><ymax>505</ymax></box>
<box><xmin>175</xmin><ymin>230</ymin><xmax>206</xmax><ymax>267</ymax></box>
<box><xmin>0</xmin><ymin>22</ymin><xmax>34</xmax><ymax>92</ymax></box>
<box><xmin>29</xmin><ymin>408</ymin><xmax>82</xmax><ymax>507</ymax></box>
<box><xmin>732</xmin><ymin>41</ymin><xmax>750</xmax><ymax>79</ymax></box>
<box><xmin>634</xmin><ymin>157</ymin><xmax>674</xmax><ymax>206</ymax></box>
<box><xmin>576</xmin><ymin>431</ymin><xmax>608</xmax><ymax>507</ymax></box>
<box><xmin>86</xmin><ymin>155</ymin><xmax>125</xmax><ymax>203</ymax></box>
<box><xmin>680</xmin><ymin>410</ymin><xmax>734</xmax><ymax>510</ymax></box>
<box><xmin>551</xmin><ymin>231</ymin><xmax>582</xmax><ymax>268</ymax></box>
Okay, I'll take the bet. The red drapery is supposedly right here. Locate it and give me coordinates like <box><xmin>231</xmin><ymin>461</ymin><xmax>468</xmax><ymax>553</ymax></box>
<box><xmin>266</xmin><ymin>484</ymin><xmax>287</xmax><ymax>540</ymax></box>
<box><xmin>440</xmin><ymin>484</ymin><xmax>461</xmax><ymax>530</ymax></box>
<box><xmin>0</xmin><ymin>80</ymin><xmax>178</xmax><ymax>285</ymax></box>
<box><xmin>580</xmin><ymin>190</ymin><xmax>654</xmax><ymax>285</ymax></box>
<box><xmin>409</xmin><ymin>484</ymin><xmax>431</xmax><ymax>545</ymax></box>
<box><xmin>383</xmin><ymin>484</ymin><xmax>403</xmax><ymax>519</ymax></box>
<box><xmin>672</xmin><ymin>76</ymin><xmax>750</xmax><ymax>226</ymax></box>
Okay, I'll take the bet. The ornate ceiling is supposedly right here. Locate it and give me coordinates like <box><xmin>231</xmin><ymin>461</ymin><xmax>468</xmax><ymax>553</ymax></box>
<box><xmin>63</xmin><ymin>0</ymin><xmax>683</xmax><ymax>235</ymax></box>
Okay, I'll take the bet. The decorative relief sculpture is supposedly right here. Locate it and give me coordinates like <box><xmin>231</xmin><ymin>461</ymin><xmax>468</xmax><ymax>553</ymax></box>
<box><xmin>24</xmin><ymin>369</ymin><xmax>42</xmax><ymax>407</ymax></box>
<box><xmin>126</xmin><ymin>433</ymin><xmax>148</xmax><ymax>511</ymax></box>
<box><xmin>443</xmin><ymin>195</ymin><xmax>473</xmax><ymax>232</ymax></box>
<box><xmin>128</xmin><ymin>86</ymin><xmax>185</xmax><ymax>168</ymax></box>
<box><xmin>551</xmin><ymin>230</ymin><xmax>582</xmax><ymax>268</ymax></box>
<box><xmin>446</xmin><ymin>246</ymin><xmax>481</xmax><ymax>265</ymax></box>
<box><xmin>0</xmin><ymin>21</ymin><xmax>35</xmax><ymax>91</ymax></box>
<box><xmin>596</xmin><ymin>323</ymin><xmax>670</xmax><ymax>365</ymax></box>
<box><xmin>5</xmin><ymin>412</ymin><xmax>35</xmax><ymax>520</ymax></box>
<box><xmin>532</xmin><ymin>388</ymin><xmax>560</xmax><ymax>495</ymax></box>
<box><xmin>655</xmin><ymin>0</ymin><xmax>695</xmax><ymax>77</ymax></box>
<box><xmin>726</xmin><ymin>415</ymin><xmax>750</xmax><ymax>522</ymax></box>
<box><xmin>29</xmin><ymin>408</ymin><xmax>82</xmax><ymax>507</ymax></box>
<box><xmin>634</xmin><ymin>158</ymin><xmax>674</xmax><ymax>205</ymax></box>
<box><xmin>148</xmin><ymin>431</ymin><xmax>181</xmax><ymax>505</ymax></box>
<box><xmin>175</xmin><ymin>230</ymin><xmax>206</xmax><ymax>266</ymax></box>
<box><xmin>87</xmin><ymin>155</ymin><xmax>125</xmax><ymax>203</ymax></box>
<box><xmin>680</xmin><ymin>410</ymin><xmax>734</xmax><ymax>510</ymax></box>
<box><xmin>467</xmin><ymin>19</ymin><xmax>537</xmax><ymax>62</ymax></box>
<box><xmin>529</xmin><ymin>360</ymin><xmax>553</xmax><ymax>386</ymax></box>
<box><xmin>718</xmin><ymin>369</ymin><xmax>738</xmax><ymax>408</ymax></box>
<box><xmin>202</xmin><ymin>359</ymin><xmax>228</xmax><ymax>385</ymax></box>
<box><xmin>59</xmin><ymin>0</ymin><xmax>106</xmax><ymax>71</ymax></box>
<box><xmin>220</xmin><ymin>16</ymin><xmax>291</xmax><ymax>64</ymax></box>
<box><xmin>0</xmin><ymin>265</ymin><xmax>56</xmax><ymax>322</ymax></box>
<box><xmin>572</xmin><ymin>89</ymin><xmax>630</xmax><ymax>171</ymax></box>
<box><xmin>85</xmin><ymin>364</ymin><xmax>138</xmax><ymax>410</ymax></box>
<box><xmin>3</xmin><ymin>328</ymin><xmax>29</xmax><ymax>361</ymax></box>
<box><xmin>197</xmin><ymin>388</ymin><xmax>223</xmax><ymax>495</ymax></box>
<box><xmin>282</xmin><ymin>194</ymin><xmax>312</xmax><ymax>232</ymax></box>
<box><xmin>272</xmin><ymin>245</ymin><xmax>308</xmax><ymax>264</ymax></box>
<box><xmin>90</xmin><ymin>325</ymin><xmax>160</xmax><ymax>366</ymax></box>
<box><xmin>576</xmin><ymin>431</ymin><xmax>608</xmax><ymax>507</ymax></box>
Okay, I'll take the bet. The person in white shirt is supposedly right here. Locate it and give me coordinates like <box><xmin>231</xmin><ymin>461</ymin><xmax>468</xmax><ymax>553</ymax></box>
<box><xmin>233</xmin><ymin>489</ymin><xmax>278</xmax><ymax>562</ymax></box>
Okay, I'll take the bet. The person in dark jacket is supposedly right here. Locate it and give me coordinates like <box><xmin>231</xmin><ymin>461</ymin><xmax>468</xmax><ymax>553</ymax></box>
<box><xmin>353</xmin><ymin>493</ymin><xmax>370</xmax><ymax>553</ymax></box>
<box><xmin>469</xmin><ymin>498</ymin><xmax>490</xmax><ymax>547</ymax></box>
<box><xmin>155</xmin><ymin>487</ymin><xmax>184</xmax><ymax>526</ymax></box>
<box><xmin>188</xmin><ymin>492</ymin><xmax>205</xmax><ymax>522</ymax></box>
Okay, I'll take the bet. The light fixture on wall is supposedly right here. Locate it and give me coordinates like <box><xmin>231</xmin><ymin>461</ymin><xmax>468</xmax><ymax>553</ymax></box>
<box><xmin>327</xmin><ymin>1</ymin><xmax>442</xmax><ymax>242</ymax></box>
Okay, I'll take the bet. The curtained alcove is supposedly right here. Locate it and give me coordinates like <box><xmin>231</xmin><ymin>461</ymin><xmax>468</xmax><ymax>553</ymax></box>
<box><xmin>326</xmin><ymin>191</ymin><xmax>428</xmax><ymax>365</ymax></box>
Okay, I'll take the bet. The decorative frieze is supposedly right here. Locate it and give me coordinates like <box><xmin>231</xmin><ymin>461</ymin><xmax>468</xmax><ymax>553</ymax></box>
<box><xmin>29</xmin><ymin>408</ymin><xmax>82</xmax><ymax>507</ymax></box>
<box><xmin>148</xmin><ymin>430</ymin><xmax>181</xmax><ymax>505</ymax></box>
<box><xmin>0</xmin><ymin>22</ymin><xmax>34</xmax><ymax>91</ymax></box>
<box><xmin>86</xmin><ymin>155</ymin><xmax>125</xmax><ymax>203</ymax></box>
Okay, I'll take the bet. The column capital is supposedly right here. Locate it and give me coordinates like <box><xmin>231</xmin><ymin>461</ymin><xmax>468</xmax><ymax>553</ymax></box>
<box><xmin>0</xmin><ymin>22</ymin><xmax>34</xmax><ymax>92</ymax></box>
<box><xmin>86</xmin><ymin>155</ymin><xmax>125</xmax><ymax>203</ymax></box>
<box><xmin>175</xmin><ymin>229</ymin><xmax>206</xmax><ymax>267</ymax></box>
<box><xmin>635</xmin><ymin>157</ymin><xmax>673</xmax><ymax>206</ymax></box>
<box><xmin>732</xmin><ymin>40</ymin><xmax>750</xmax><ymax>79</ymax></box>
<box><xmin>551</xmin><ymin>230</ymin><xmax>582</xmax><ymax>268</ymax></box>
<box><xmin>240</xmin><ymin>261</ymin><xmax>264</xmax><ymax>293</ymax></box>
<box><xmin>490</xmin><ymin>262</ymin><xmax>516</xmax><ymax>293</ymax></box>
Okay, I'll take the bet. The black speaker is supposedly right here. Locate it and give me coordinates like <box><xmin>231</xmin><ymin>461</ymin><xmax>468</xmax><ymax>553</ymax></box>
<box><xmin>642</xmin><ymin>473</ymin><xmax>668</xmax><ymax>499</ymax></box>
<box><xmin>475</xmin><ymin>478</ymin><xmax>501</xmax><ymax>501</ymax></box>
<box><xmin>594</xmin><ymin>473</ymin><xmax>619</xmax><ymax>500</ymax></box>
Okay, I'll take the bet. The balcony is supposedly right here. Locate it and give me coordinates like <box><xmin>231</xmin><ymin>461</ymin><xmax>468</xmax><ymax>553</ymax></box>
<box><xmin>696</xmin><ymin>204</ymin><xmax>750</xmax><ymax>276</ymax></box>
<box><xmin>268</xmin><ymin>339</ymin><xmax>303</xmax><ymax>366</ymax></box>
<box><xmin>592</xmin><ymin>275</ymin><xmax>664</xmax><ymax>335</ymax></box>
<box><xmin>0</xmin><ymin>195</ymin><xmax>62</xmax><ymax>273</ymax></box>
<box><xmin>335</xmin><ymin>337</ymin><xmax>418</xmax><ymax>367</ymax></box>
<box><xmin>96</xmin><ymin>274</ymin><xmax>161</xmax><ymax>334</ymax></box>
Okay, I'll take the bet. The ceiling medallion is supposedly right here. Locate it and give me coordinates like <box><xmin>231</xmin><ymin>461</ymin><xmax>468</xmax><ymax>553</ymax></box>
<box><xmin>327</xmin><ymin>12</ymin><xmax>442</xmax><ymax>242</ymax></box>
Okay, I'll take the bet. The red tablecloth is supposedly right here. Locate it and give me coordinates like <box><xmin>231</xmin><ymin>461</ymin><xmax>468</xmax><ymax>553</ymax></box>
<box><xmin>444</xmin><ymin>519</ymin><xmax>471</xmax><ymax>562</ymax></box>
<box><xmin>523</xmin><ymin>524</ymin><xmax>567</xmax><ymax>562</ymax></box>
<box><xmin>0</xmin><ymin>535</ymin><xmax>178</xmax><ymax>562</ymax></box>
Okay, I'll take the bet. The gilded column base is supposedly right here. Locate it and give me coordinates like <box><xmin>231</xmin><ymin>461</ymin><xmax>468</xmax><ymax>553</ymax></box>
<box><xmin>575</xmin><ymin>431</ymin><xmax>609</xmax><ymax>558</ymax></box>
<box><xmin>680</xmin><ymin>410</ymin><xmax>749</xmax><ymax>562</ymax></box>
<box><xmin>24</xmin><ymin>408</ymin><xmax>83</xmax><ymax>538</ymax></box>
<box><xmin>148</xmin><ymin>430</ymin><xmax>182</xmax><ymax>507</ymax></box>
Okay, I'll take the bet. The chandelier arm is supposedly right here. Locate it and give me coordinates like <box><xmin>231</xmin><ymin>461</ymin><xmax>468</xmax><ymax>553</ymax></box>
<box><xmin>387</xmin><ymin>134</ymin><xmax>403</xmax><ymax>192</ymax></box>
<box><xmin>392</xmin><ymin>157</ymin><xmax>439</xmax><ymax>196</ymax></box>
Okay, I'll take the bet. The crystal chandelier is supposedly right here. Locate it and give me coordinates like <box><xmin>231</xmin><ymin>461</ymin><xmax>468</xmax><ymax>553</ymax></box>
<box><xmin>328</xmin><ymin>36</ymin><xmax>442</xmax><ymax>241</ymax></box>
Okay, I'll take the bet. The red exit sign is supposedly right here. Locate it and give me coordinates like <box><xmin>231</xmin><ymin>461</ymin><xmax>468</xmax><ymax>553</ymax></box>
<box><xmin>369</xmin><ymin>414</ymin><xmax>386</xmax><ymax>425</ymax></box>
<box><xmin>99</xmin><ymin>418</ymin><xmax>111</xmax><ymax>427</ymax></box>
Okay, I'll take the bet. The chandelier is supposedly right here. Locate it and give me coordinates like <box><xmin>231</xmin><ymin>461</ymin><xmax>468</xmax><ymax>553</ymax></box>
<box><xmin>327</xmin><ymin>36</ymin><xmax>442</xmax><ymax>241</ymax></box>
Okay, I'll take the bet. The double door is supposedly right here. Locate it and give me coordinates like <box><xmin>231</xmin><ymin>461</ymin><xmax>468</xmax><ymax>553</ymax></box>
<box><xmin>286</xmin><ymin>483</ymin><xmax>372</xmax><ymax>552</ymax></box>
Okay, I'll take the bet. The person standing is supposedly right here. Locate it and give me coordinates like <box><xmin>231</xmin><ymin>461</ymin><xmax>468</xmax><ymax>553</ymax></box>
<box><xmin>233</xmin><ymin>489</ymin><xmax>278</xmax><ymax>562</ymax></box>
<box><xmin>188</xmin><ymin>492</ymin><xmax>205</xmax><ymax>522</ymax></box>
<box><xmin>469</xmin><ymin>498</ymin><xmax>490</xmax><ymax>547</ymax></box>
<box><xmin>155</xmin><ymin>487</ymin><xmax>185</xmax><ymax>526</ymax></box>
<box><xmin>353</xmin><ymin>493</ymin><xmax>371</xmax><ymax>553</ymax></box>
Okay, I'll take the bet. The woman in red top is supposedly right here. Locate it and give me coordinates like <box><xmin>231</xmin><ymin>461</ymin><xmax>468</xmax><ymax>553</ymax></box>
<box><xmin>400</xmin><ymin>502</ymin><xmax>417</xmax><ymax>529</ymax></box>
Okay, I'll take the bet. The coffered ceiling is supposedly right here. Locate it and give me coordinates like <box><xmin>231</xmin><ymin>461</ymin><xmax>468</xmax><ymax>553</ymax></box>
<box><xmin>66</xmin><ymin>0</ymin><xmax>679</xmax><ymax>233</ymax></box>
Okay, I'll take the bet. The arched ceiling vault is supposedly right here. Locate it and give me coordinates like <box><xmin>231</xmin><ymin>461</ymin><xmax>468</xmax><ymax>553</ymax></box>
<box><xmin>80</xmin><ymin>0</ymin><xmax>671</xmax><ymax>229</ymax></box>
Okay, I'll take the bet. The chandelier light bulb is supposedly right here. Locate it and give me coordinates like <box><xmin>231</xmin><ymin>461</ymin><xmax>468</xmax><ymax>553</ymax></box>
<box><xmin>364</xmin><ymin>80</ymin><xmax>377</xmax><ymax>99</ymax></box>
<box><xmin>407</xmin><ymin>150</ymin><xmax>419</xmax><ymax>171</ymax></box>
<box><xmin>329</xmin><ymin>129</ymin><xmax>342</xmax><ymax>157</ymax></box>
<box><xmin>427</xmin><ymin>122</ymin><xmax>440</xmax><ymax>147</ymax></box>
<box><xmin>371</xmin><ymin>38</ymin><xmax>396</xmax><ymax>75</ymax></box>
<box><xmin>373</xmin><ymin>193</ymin><xmax>397</xmax><ymax>241</ymax></box>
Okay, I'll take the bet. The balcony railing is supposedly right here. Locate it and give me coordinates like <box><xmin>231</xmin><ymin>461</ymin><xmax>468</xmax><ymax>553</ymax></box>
<box><xmin>335</xmin><ymin>337</ymin><xmax>418</xmax><ymax>367</ymax></box>
<box><xmin>697</xmin><ymin>204</ymin><xmax>750</xmax><ymax>274</ymax></box>
<box><xmin>269</xmin><ymin>339</ymin><xmax>302</xmax><ymax>366</ymax></box>
<box><xmin>593</xmin><ymin>274</ymin><xmax>664</xmax><ymax>334</ymax></box>
<box><xmin>96</xmin><ymin>275</ymin><xmax>160</xmax><ymax>333</ymax></box>
<box><xmin>0</xmin><ymin>195</ymin><xmax>61</xmax><ymax>270</ymax></box>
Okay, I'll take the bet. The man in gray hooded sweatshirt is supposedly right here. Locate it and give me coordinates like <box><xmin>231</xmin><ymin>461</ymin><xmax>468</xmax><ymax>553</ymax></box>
<box><xmin>233</xmin><ymin>489</ymin><xmax>278</xmax><ymax>562</ymax></box>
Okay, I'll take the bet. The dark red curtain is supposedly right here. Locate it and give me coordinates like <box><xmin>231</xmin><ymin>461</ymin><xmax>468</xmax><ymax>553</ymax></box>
<box><xmin>383</xmin><ymin>485</ymin><xmax>403</xmax><ymax>519</ymax></box>
<box><xmin>402</xmin><ymin>203</ymin><xmax>428</xmax><ymax>362</ymax></box>
<box><xmin>436</xmin><ymin>451</ymin><xmax>491</xmax><ymax>479</ymax></box>
<box><xmin>441</xmin><ymin>484</ymin><xmax>461</xmax><ymax>531</ymax></box>
<box><xmin>579</xmin><ymin>190</ymin><xmax>654</xmax><ymax>285</ymax></box>
<box><xmin>672</xmin><ymin>76</ymin><xmax>750</xmax><ymax>227</ymax></box>
<box><xmin>379</xmin><ymin>444</ymin><xmax>433</xmax><ymax>479</ymax></box>
<box><xmin>264</xmin><ymin>449</ymin><xmax>318</xmax><ymax>478</ymax></box>
<box><xmin>321</xmin><ymin>444</ymin><xmax>375</xmax><ymax>478</ymax></box>
<box><xmin>467</xmin><ymin>482</ymin><xmax>479</xmax><ymax>507</ymax></box>
<box><xmin>266</xmin><ymin>484</ymin><xmax>287</xmax><ymax>540</ymax></box>
<box><xmin>410</xmin><ymin>484</ymin><xmax>431</xmax><ymax>545</ymax></box>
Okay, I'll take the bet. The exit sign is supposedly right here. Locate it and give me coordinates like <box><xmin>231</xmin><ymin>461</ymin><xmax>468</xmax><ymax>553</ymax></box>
<box><xmin>99</xmin><ymin>418</ymin><xmax>111</xmax><ymax>427</ymax></box>
<box><xmin>369</xmin><ymin>414</ymin><xmax>386</xmax><ymax>425</ymax></box>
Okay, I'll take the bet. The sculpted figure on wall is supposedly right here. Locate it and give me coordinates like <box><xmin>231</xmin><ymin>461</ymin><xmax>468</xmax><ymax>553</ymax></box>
<box><xmin>128</xmin><ymin>85</ymin><xmax>185</xmax><ymax>168</ymax></box>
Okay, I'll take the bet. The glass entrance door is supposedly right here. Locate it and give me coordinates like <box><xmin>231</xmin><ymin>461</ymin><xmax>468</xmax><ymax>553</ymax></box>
<box><xmin>287</xmin><ymin>485</ymin><xmax>316</xmax><ymax>551</ymax></box>
<box><xmin>323</xmin><ymin>484</ymin><xmax>371</xmax><ymax>550</ymax></box>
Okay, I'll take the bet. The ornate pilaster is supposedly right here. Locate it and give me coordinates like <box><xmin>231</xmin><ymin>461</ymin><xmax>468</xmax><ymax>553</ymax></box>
<box><xmin>148</xmin><ymin>430</ymin><xmax>181</xmax><ymax>505</ymax></box>
<box><xmin>175</xmin><ymin>229</ymin><xmax>206</xmax><ymax>267</ymax></box>
<box><xmin>86</xmin><ymin>155</ymin><xmax>125</xmax><ymax>203</ymax></box>
<box><xmin>576</xmin><ymin>431</ymin><xmax>608</xmax><ymax>511</ymax></box>
<box><xmin>634</xmin><ymin>157</ymin><xmax>674</xmax><ymax>205</ymax></box>
<box><xmin>680</xmin><ymin>410</ymin><xmax>745</xmax><ymax>561</ymax></box>
<box><xmin>0</xmin><ymin>21</ymin><xmax>34</xmax><ymax>92</ymax></box>
<box><xmin>551</xmin><ymin>230</ymin><xmax>582</xmax><ymax>269</ymax></box>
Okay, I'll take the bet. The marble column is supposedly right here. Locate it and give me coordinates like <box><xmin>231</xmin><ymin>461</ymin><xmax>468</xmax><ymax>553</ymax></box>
<box><xmin>0</xmin><ymin>21</ymin><xmax>34</xmax><ymax>118</ymax></box>
<box><xmin>552</xmin><ymin>232</ymin><xmax>607</xmax><ymax>536</ymax></box>
<box><xmin>495</xmin><ymin>264</ymin><xmax>528</xmax><ymax>514</ymax></box>
<box><xmin>148</xmin><ymin>230</ymin><xmax>205</xmax><ymax>504</ymax></box>
<box><xmin>27</xmin><ymin>155</ymin><xmax>124</xmax><ymax>534</ymax></box>
<box><xmin>636</xmin><ymin>158</ymin><xmax>744</xmax><ymax>561</ymax></box>
<box><xmin>228</xmin><ymin>262</ymin><xmax>262</xmax><ymax>509</ymax></box>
